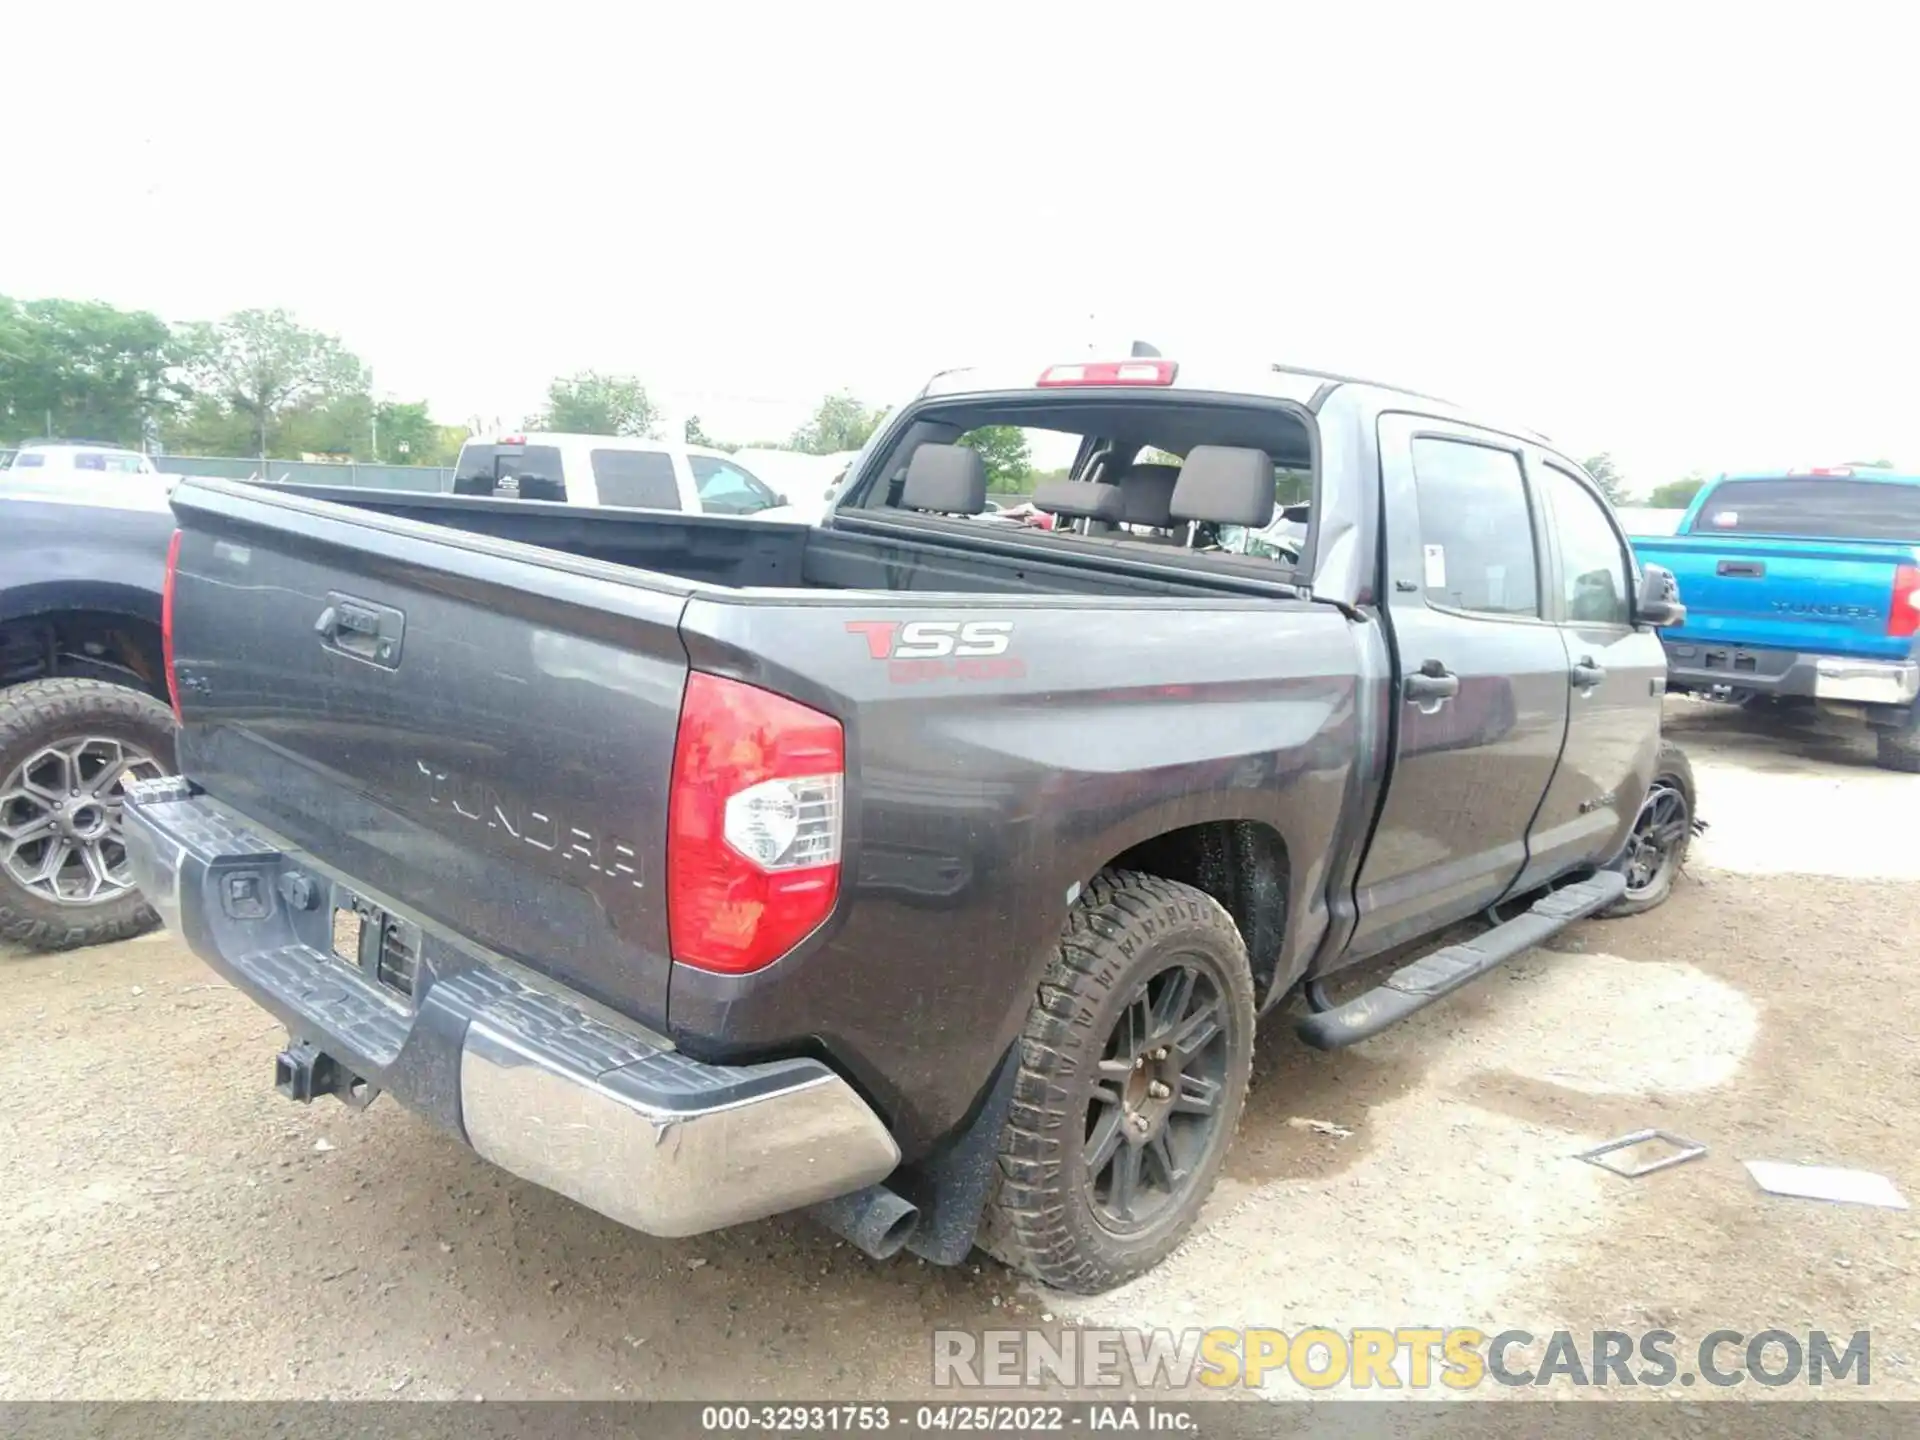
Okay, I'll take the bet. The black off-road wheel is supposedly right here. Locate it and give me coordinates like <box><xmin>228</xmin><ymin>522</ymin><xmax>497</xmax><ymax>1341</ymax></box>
<box><xmin>1599</xmin><ymin>741</ymin><xmax>1697</xmax><ymax>918</ymax></box>
<box><xmin>0</xmin><ymin>679</ymin><xmax>177</xmax><ymax>951</ymax></box>
<box><xmin>980</xmin><ymin>870</ymin><xmax>1256</xmax><ymax>1295</ymax></box>
<box><xmin>1875</xmin><ymin>711</ymin><xmax>1920</xmax><ymax>773</ymax></box>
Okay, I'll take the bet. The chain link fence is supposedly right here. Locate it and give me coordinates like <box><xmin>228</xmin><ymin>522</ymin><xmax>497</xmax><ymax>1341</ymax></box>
<box><xmin>152</xmin><ymin>456</ymin><xmax>456</xmax><ymax>491</ymax></box>
<box><xmin>0</xmin><ymin>448</ymin><xmax>454</xmax><ymax>492</ymax></box>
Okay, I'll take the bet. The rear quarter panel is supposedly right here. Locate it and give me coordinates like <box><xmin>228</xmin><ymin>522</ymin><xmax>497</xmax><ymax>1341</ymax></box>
<box><xmin>668</xmin><ymin>592</ymin><xmax>1381</xmax><ymax>1155</ymax></box>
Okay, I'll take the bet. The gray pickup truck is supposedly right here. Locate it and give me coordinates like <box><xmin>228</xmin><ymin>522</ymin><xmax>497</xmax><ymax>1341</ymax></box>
<box><xmin>125</xmin><ymin>355</ymin><xmax>1695</xmax><ymax>1294</ymax></box>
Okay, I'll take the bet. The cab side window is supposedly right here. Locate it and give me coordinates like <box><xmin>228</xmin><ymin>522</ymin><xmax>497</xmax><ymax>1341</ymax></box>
<box><xmin>591</xmin><ymin>449</ymin><xmax>682</xmax><ymax>510</ymax></box>
<box><xmin>1539</xmin><ymin>464</ymin><xmax>1632</xmax><ymax>626</ymax></box>
<box><xmin>1409</xmin><ymin>437</ymin><xmax>1541</xmax><ymax>617</ymax></box>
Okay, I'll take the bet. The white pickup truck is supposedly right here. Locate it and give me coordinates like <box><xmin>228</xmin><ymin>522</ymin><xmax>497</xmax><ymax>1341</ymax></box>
<box><xmin>452</xmin><ymin>432</ymin><xmax>805</xmax><ymax>520</ymax></box>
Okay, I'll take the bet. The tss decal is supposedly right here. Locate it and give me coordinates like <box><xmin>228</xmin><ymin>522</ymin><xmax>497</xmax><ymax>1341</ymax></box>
<box><xmin>844</xmin><ymin>619</ymin><xmax>1026</xmax><ymax>682</ymax></box>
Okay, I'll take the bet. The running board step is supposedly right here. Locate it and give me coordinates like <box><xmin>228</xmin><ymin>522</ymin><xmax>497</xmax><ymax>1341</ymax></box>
<box><xmin>1296</xmin><ymin>871</ymin><xmax>1627</xmax><ymax>1051</ymax></box>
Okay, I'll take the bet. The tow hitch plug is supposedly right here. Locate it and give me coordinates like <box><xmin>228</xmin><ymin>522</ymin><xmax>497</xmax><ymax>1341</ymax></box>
<box><xmin>274</xmin><ymin>1039</ymin><xmax>379</xmax><ymax>1109</ymax></box>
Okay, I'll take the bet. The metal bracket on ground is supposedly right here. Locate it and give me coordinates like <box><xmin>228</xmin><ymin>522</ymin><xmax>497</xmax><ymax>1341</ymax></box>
<box><xmin>1575</xmin><ymin>1129</ymin><xmax>1707</xmax><ymax>1179</ymax></box>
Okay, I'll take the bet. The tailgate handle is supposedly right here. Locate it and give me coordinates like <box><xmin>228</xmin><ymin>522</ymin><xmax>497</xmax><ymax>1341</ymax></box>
<box><xmin>315</xmin><ymin>593</ymin><xmax>405</xmax><ymax>669</ymax></box>
<box><xmin>1716</xmin><ymin>560</ymin><xmax>1765</xmax><ymax>577</ymax></box>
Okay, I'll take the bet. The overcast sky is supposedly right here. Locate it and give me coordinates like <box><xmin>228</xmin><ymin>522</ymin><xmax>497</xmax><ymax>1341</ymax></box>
<box><xmin>8</xmin><ymin>3</ymin><xmax>1914</xmax><ymax>493</ymax></box>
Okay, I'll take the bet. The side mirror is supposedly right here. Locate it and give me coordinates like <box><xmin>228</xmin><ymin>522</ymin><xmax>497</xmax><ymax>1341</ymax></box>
<box><xmin>1635</xmin><ymin>564</ymin><xmax>1686</xmax><ymax>628</ymax></box>
<box><xmin>775</xmin><ymin>492</ymin><xmax>789</xmax><ymax>506</ymax></box>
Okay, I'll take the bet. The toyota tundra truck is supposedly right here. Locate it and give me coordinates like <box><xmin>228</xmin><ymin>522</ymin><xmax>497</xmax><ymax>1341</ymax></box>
<box><xmin>1632</xmin><ymin>466</ymin><xmax>1920</xmax><ymax>770</ymax></box>
<box><xmin>123</xmin><ymin>355</ymin><xmax>1694</xmax><ymax>1294</ymax></box>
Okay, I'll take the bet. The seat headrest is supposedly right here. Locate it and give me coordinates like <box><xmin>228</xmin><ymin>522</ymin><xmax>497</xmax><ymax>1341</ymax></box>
<box><xmin>900</xmin><ymin>444</ymin><xmax>988</xmax><ymax>515</ymax></box>
<box><xmin>1033</xmin><ymin>477</ymin><xmax>1125</xmax><ymax>523</ymax></box>
<box><xmin>1114</xmin><ymin>463</ymin><xmax>1180</xmax><ymax>528</ymax></box>
<box><xmin>1169</xmin><ymin>446</ymin><xmax>1275</xmax><ymax>528</ymax></box>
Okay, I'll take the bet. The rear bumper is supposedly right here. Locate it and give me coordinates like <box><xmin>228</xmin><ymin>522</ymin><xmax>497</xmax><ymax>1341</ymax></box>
<box><xmin>1663</xmin><ymin>642</ymin><xmax>1919</xmax><ymax>708</ymax></box>
<box><xmin>120</xmin><ymin>779</ymin><xmax>899</xmax><ymax>1239</ymax></box>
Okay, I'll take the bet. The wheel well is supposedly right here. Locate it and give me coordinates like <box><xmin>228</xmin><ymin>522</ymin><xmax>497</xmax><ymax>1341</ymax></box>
<box><xmin>0</xmin><ymin>611</ymin><xmax>167</xmax><ymax>699</ymax></box>
<box><xmin>1107</xmin><ymin>820</ymin><xmax>1288</xmax><ymax>994</ymax></box>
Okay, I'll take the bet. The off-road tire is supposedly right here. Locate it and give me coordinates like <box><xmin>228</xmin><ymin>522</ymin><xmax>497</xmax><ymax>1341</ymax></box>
<box><xmin>0</xmin><ymin>679</ymin><xmax>177</xmax><ymax>951</ymax></box>
<box><xmin>1875</xmin><ymin>718</ymin><xmax>1920</xmax><ymax>773</ymax></box>
<box><xmin>1599</xmin><ymin>740</ymin><xmax>1696</xmax><ymax>918</ymax></box>
<box><xmin>979</xmin><ymin>869</ymin><xmax>1256</xmax><ymax>1294</ymax></box>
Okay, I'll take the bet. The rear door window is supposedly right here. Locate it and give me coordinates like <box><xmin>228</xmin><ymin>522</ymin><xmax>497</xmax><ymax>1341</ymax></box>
<box><xmin>590</xmin><ymin>449</ymin><xmax>682</xmax><ymax>510</ymax></box>
<box><xmin>1692</xmin><ymin>478</ymin><xmax>1920</xmax><ymax>541</ymax></box>
<box><xmin>1409</xmin><ymin>437</ymin><xmax>1541</xmax><ymax>617</ymax></box>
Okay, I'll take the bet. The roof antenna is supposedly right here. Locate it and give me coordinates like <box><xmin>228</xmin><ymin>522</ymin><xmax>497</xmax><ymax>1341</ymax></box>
<box><xmin>1130</xmin><ymin>340</ymin><xmax>1162</xmax><ymax>358</ymax></box>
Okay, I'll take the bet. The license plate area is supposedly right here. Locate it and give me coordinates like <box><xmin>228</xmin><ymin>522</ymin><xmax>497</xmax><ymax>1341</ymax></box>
<box><xmin>329</xmin><ymin>891</ymin><xmax>422</xmax><ymax>1000</ymax></box>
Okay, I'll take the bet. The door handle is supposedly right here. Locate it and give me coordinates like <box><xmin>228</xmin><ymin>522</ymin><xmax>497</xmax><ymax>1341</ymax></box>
<box><xmin>1716</xmin><ymin>560</ymin><xmax>1765</xmax><ymax>578</ymax></box>
<box><xmin>1571</xmin><ymin>658</ymin><xmax>1607</xmax><ymax>688</ymax></box>
<box><xmin>1404</xmin><ymin>660</ymin><xmax>1460</xmax><ymax>704</ymax></box>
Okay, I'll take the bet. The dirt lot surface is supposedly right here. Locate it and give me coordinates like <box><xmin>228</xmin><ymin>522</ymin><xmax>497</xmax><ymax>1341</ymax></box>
<box><xmin>3</xmin><ymin>698</ymin><xmax>1915</xmax><ymax>1403</ymax></box>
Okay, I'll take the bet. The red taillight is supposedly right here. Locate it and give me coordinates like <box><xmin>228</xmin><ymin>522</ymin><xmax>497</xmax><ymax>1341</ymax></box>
<box><xmin>1037</xmin><ymin>359</ymin><xmax>1178</xmax><ymax>388</ymax></box>
<box><xmin>1891</xmin><ymin>564</ymin><xmax>1920</xmax><ymax>639</ymax></box>
<box><xmin>498</xmin><ymin>434</ymin><xmax>526</xmax><ymax>446</ymax></box>
<box><xmin>161</xmin><ymin>528</ymin><xmax>183</xmax><ymax>722</ymax></box>
<box><xmin>1788</xmin><ymin>466</ymin><xmax>1854</xmax><ymax>477</ymax></box>
<box><xmin>667</xmin><ymin>672</ymin><xmax>844</xmax><ymax>975</ymax></box>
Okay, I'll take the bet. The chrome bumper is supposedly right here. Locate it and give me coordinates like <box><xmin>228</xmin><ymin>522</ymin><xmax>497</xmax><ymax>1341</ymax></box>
<box><xmin>121</xmin><ymin>781</ymin><xmax>899</xmax><ymax>1239</ymax></box>
<box><xmin>1814</xmin><ymin>658</ymin><xmax>1920</xmax><ymax>706</ymax></box>
<box><xmin>460</xmin><ymin>1017</ymin><xmax>899</xmax><ymax>1238</ymax></box>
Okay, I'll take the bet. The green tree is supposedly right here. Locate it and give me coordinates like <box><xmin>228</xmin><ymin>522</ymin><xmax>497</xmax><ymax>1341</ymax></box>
<box><xmin>0</xmin><ymin>295</ymin><xmax>184</xmax><ymax>446</ymax></box>
<box><xmin>1647</xmin><ymin>474</ymin><xmax>1708</xmax><ymax>509</ymax></box>
<box><xmin>168</xmin><ymin>395</ymin><xmax>257</xmax><ymax>456</ymax></box>
<box><xmin>281</xmin><ymin>393</ymin><xmax>372</xmax><ymax>458</ymax></box>
<box><xmin>179</xmin><ymin>308</ymin><xmax>366</xmax><ymax>458</ymax></box>
<box><xmin>958</xmin><ymin>425</ymin><xmax>1033</xmax><ymax>493</ymax></box>
<box><xmin>370</xmin><ymin>399</ymin><xmax>442</xmax><ymax>463</ymax></box>
<box><xmin>1580</xmin><ymin>452</ymin><xmax>1629</xmax><ymax>503</ymax></box>
<box><xmin>424</xmin><ymin>424</ymin><xmax>470</xmax><ymax>467</ymax></box>
<box><xmin>684</xmin><ymin>414</ymin><xmax>726</xmax><ymax>449</ymax></box>
<box><xmin>790</xmin><ymin>392</ymin><xmax>885</xmax><ymax>455</ymax></box>
<box><xmin>527</xmin><ymin>371</ymin><xmax>657</xmax><ymax>436</ymax></box>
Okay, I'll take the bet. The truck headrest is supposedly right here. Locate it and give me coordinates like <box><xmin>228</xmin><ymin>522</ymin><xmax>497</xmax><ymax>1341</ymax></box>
<box><xmin>900</xmin><ymin>444</ymin><xmax>988</xmax><ymax>515</ymax></box>
<box><xmin>1033</xmin><ymin>478</ymin><xmax>1125</xmax><ymax>523</ymax></box>
<box><xmin>1114</xmin><ymin>463</ymin><xmax>1180</xmax><ymax>529</ymax></box>
<box><xmin>1169</xmin><ymin>446</ymin><xmax>1275</xmax><ymax>528</ymax></box>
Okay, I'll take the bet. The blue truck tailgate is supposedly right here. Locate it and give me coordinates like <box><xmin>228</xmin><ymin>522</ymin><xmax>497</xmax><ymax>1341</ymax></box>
<box><xmin>1635</xmin><ymin>472</ymin><xmax>1920</xmax><ymax>664</ymax></box>
<box><xmin>1634</xmin><ymin>531</ymin><xmax>1920</xmax><ymax>662</ymax></box>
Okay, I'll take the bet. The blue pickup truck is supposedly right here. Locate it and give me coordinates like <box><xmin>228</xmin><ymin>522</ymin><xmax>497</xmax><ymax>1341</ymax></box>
<box><xmin>1633</xmin><ymin>467</ymin><xmax>1920</xmax><ymax>770</ymax></box>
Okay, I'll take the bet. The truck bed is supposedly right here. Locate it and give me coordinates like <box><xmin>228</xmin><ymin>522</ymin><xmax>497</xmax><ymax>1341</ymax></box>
<box><xmin>272</xmin><ymin>483</ymin><xmax>1302</xmax><ymax>600</ymax></box>
<box><xmin>161</xmin><ymin>477</ymin><xmax>1365</xmax><ymax>1154</ymax></box>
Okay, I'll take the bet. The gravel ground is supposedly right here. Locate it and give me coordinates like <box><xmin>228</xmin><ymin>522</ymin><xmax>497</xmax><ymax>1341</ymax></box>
<box><xmin>2</xmin><ymin>698</ymin><xmax>1915</xmax><ymax>1402</ymax></box>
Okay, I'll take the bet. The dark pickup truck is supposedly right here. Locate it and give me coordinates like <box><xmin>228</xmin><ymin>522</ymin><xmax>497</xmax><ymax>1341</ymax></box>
<box><xmin>125</xmin><ymin>356</ymin><xmax>1694</xmax><ymax>1294</ymax></box>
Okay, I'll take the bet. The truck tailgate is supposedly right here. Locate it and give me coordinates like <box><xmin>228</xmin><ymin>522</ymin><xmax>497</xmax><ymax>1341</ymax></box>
<box><xmin>165</xmin><ymin>479</ymin><xmax>690</xmax><ymax>1028</ymax></box>
<box><xmin>1636</xmin><ymin>533</ymin><xmax>1919</xmax><ymax>662</ymax></box>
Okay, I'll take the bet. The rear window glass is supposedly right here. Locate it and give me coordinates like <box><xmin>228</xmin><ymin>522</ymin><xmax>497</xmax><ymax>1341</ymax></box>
<box><xmin>591</xmin><ymin>449</ymin><xmax>681</xmax><ymax>510</ymax></box>
<box><xmin>454</xmin><ymin>444</ymin><xmax>567</xmax><ymax>501</ymax></box>
<box><xmin>1692</xmin><ymin>478</ymin><xmax>1920</xmax><ymax>542</ymax></box>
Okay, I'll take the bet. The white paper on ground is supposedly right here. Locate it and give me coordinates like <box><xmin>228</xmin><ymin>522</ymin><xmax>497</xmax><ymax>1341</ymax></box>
<box><xmin>1743</xmin><ymin>1161</ymin><xmax>1909</xmax><ymax>1209</ymax></box>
